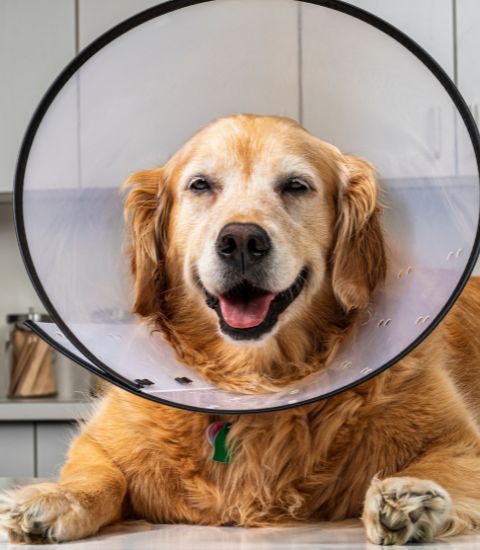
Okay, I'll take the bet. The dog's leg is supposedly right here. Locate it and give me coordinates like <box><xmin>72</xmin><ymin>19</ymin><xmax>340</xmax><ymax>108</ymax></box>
<box><xmin>362</xmin><ymin>446</ymin><xmax>480</xmax><ymax>545</ymax></box>
<box><xmin>0</xmin><ymin>432</ymin><xmax>127</xmax><ymax>543</ymax></box>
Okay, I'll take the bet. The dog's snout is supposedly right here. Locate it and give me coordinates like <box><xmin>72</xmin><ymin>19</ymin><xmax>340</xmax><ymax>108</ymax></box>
<box><xmin>216</xmin><ymin>223</ymin><xmax>271</xmax><ymax>272</ymax></box>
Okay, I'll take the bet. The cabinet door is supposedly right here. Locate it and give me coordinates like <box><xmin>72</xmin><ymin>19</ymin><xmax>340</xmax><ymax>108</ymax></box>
<box><xmin>36</xmin><ymin>422</ymin><xmax>77</xmax><ymax>478</ymax></box>
<box><xmin>0</xmin><ymin>423</ymin><xmax>34</xmax><ymax>477</ymax></box>
<box><xmin>74</xmin><ymin>0</ymin><xmax>300</xmax><ymax>190</ymax></box>
<box><xmin>346</xmin><ymin>0</ymin><xmax>454</xmax><ymax>77</ymax></box>
<box><xmin>456</xmin><ymin>0</ymin><xmax>480</xmax><ymax>176</ymax></box>
<box><xmin>0</xmin><ymin>0</ymin><xmax>76</xmax><ymax>192</ymax></box>
<box><xmin>301</xmin><ymin>0</ymin><xmax>455</xmax><ymax>179</ymax></box>
<box><xmin>78</xmin><ymin>0</ymin><xmax>162</xmax><ymax>49</ymax></box>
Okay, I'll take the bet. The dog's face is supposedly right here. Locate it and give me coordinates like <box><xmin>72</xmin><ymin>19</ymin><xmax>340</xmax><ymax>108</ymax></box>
<box><xmin>124</xmin><ymin>115</ymin><xmax>386</xmax><ymax>353</ymax></box>
<box><xmin>171</xmin><ymin>116</ymin><xmax>339</xmax><ymax>342</ymax></box>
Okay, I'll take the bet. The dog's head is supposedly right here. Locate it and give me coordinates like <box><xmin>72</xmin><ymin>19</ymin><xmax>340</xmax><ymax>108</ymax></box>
<box><xmin>124</xmin><ymin>115</ymin><xmax>386</xmax><ymax>386</ymax></box>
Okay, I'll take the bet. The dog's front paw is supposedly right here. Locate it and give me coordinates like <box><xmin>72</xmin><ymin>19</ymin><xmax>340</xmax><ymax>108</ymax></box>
<box><xmin>362</xmin><ymin>476</ymin><xmax>451</xmax><ymax>545</ymax></box>
<box><xmin>0</xmin><ymin>483</ymin><xmax>95</xmax><ymax>543</ymax></box>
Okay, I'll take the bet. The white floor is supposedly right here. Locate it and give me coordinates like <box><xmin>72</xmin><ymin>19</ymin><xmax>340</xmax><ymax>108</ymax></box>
<box><xmin>2</xmin><ymin>519</ymin><xmax>480</xmax><ymax>549</ymax></box>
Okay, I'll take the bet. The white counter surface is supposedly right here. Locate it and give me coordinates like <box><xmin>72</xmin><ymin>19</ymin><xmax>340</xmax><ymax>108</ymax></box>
<box><xmin>0</xmin><ymin>398</ymin><xmax>92</xmax><ymax>421</ymax></box>
<box><xmin>2</xmin><ymin>518</ymin><xmax>480</xmax><ymax>549</ymax></box>
<box><xmin>1</xmin><ymin>480</ymin><xmax>480</xmax><ymax>548</ymax></box>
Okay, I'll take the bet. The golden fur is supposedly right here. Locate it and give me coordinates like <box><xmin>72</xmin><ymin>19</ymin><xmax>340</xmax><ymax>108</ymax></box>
<box><xmin>2</xmin><ymin>115</ymin><xmax>480</xmax><ymax>545</ymax></box>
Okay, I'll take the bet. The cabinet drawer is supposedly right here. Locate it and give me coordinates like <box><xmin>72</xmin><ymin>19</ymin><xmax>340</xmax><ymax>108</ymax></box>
<box><xmin>0</xmin><ymin>423</ymin><xmax>34</xmax><ymax>477</ymax></box>
<box><xmin>36</xmin><ymin>422</ymin><xmax>77</xmax><ymax>478</ymax></box>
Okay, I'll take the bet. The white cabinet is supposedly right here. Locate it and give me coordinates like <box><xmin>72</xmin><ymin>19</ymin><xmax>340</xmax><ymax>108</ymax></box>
<box><xmin>456</xmin><ymin>0</ymin><xmax>480</xmax><ymax>176</ymax></box>
<box><xmin>0</xmin><ymin>421</ymin><xmax>77</xmax><ymax>477</ymax></box>
<box><xmin>301</xmin><ymin>0</ymin><xmax>456</xmax><ymax>179</ymax></box>
<box><xmin>37</xmin><ymin>422</ymin><xmax>76</xmax><ymax>478</ymax></box>
<box><xmin>0</xmin><ymin>0</ymin><xmax>76</xmax><ymax>192</ymax></box>
<box><xmin>71</xmin><ymin>0</ymin><xmax>300</xmax><ymax>189</ymax></box>
<box><xmin>78</xmin><ymin>0</ymin><xmax>162</xmax><ymax>49</ymax></box>
<box><xmin>345</xmin><ymin>0</ymin><xmax>454</xmax><ymax>77</ymax></box>
<box><xmin>0</xmin><ymin>423</ymin><xmax>34</xmax><ymax>476</ymax></box>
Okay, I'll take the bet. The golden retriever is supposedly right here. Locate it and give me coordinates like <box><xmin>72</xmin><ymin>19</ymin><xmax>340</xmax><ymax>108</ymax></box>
<box><xmin>2</xmin><ymin>114</ymin><xmax>480</xmax><ymax>545</ymax></box>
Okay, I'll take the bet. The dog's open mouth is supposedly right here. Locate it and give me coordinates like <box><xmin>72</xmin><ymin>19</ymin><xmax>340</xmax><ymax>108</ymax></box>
<box><xmin>219</xmin><ymin>284</ymin><xmax>275</xmax><ymax>329</ymax></box>
<box><xmin>205</xmin><ymin>267</ymin><xmax>309</xmax><ymax>340</ymax></box>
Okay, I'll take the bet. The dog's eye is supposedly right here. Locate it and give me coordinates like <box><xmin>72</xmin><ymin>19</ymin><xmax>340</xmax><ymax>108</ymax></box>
<box><xmin>188</xmin><ymin>177</ymin><xmax>212</xmax><ymax>193</ymax></box>
<box><xmin>281</xmin><ymin>178</ymin><xmax>310</xmax><ymax>194</ymax></box>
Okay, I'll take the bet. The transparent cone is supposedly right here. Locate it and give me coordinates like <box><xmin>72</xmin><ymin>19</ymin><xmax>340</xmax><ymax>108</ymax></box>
<box><xmin>15</xmin><ymin>0</ymin><xmax>480</xmax><ymax>412</ymax></box>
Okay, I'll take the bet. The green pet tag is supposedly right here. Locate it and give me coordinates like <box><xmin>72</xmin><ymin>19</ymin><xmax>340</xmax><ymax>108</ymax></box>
<box><xmin>207</xmin><ymin>421</ymin><xmax>232</xmax><ymax>463</ymax></box>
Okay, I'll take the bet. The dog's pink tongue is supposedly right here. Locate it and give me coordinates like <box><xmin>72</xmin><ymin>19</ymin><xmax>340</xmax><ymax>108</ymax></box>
<box><xmin>219</xmin><ymin>293</ymin><xmax>275</xmax><ymax>329</ymax></box>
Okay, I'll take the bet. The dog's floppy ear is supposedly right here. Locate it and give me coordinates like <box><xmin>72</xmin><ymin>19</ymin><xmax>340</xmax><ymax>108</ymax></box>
<box><xmin>123</xmin><ymin>168</ymin><xmax>172</xmax><ymax>317</ymax></box>
<box><xmin>331</xmin><ymin>155</ymin><xmax>386</xmax><ymax>312</ymax></box>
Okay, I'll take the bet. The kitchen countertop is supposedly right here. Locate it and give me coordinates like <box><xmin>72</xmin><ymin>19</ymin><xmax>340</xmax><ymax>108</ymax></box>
<box><xmin>0</xmin><ymin>397</ymin><xmax>93</xmax><ymax>421</ymax></box>
<box><xmin>1</xmin><ymin>480</ymin><xmax>480</xmax><ymax>549</ymax></box>
<box><xmin>2</xmin><ymin>517</ymin><xmax>480</xmax><ymax>549</ymax></box>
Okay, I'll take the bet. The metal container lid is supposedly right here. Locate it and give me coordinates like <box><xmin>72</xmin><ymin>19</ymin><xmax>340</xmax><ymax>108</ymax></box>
<box><xmin>6</xmin><ymin>308</ymin><xmax>50</xmax><ymax>325</ymax></box>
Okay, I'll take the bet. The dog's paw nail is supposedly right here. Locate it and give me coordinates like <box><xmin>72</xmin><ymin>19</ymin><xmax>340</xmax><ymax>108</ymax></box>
<box><xmin>379</xmin><ymin>510</ymin><xmax>408</xmax><ymax>532</ymax></box>
<box><xmin>408</xmin><ymin>508</ymin><xmax>424</xmax><ymax>524</ymax></box>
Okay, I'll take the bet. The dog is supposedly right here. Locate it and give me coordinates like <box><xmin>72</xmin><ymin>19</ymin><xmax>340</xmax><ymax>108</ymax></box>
<box><xmin>2</xmin><ymin>114</ymin><xmax>480</xmax><ymax>545</ymax></box>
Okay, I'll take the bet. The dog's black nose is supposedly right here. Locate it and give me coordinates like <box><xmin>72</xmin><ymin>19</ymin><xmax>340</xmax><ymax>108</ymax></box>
<box><xmin>216</xmin><ymin>223</ymin><xmax>271</xmax><ymax>272</ymax></box>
